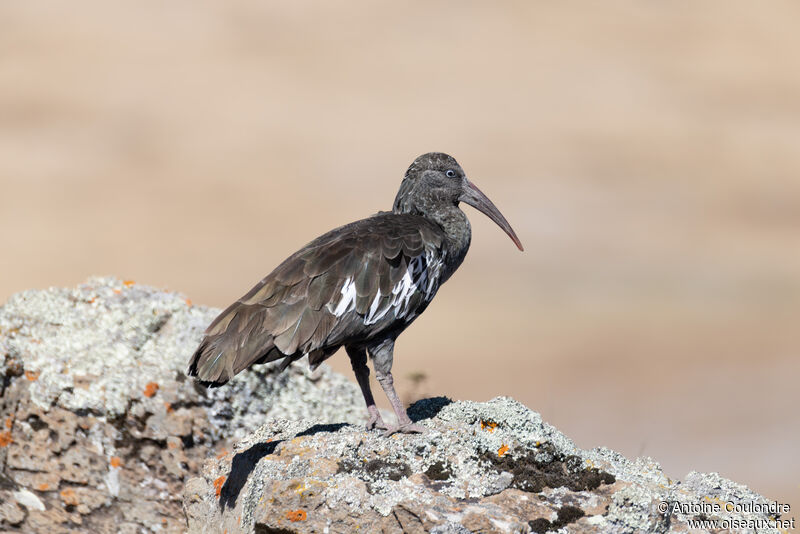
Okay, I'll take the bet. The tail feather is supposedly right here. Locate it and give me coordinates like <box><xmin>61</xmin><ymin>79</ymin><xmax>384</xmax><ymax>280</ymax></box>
<box><xmin>187</xmin><ymin>302</ymin><xmax>288</xmax><ymax>386</ymax></box>
<box><xmin>187</xmin><ymin>339</ymin><xmax>232</xmax><ymax>386</ymax></box>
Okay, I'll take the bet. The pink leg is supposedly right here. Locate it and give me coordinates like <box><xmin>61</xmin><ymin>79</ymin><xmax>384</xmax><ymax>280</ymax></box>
<box><xmin>368</xmin><ymin>339</ymin><xmax>426</xmax><ymax>436</ymax></box>
<box><xmin>346</xmin><ymin>346</ymin><xmax>388</xmax><ymax>430</ymax></box>
<box><xmin>375</xmin><ymin>370</ymin><xmax>426</xmax><ymax>435</ymax></box>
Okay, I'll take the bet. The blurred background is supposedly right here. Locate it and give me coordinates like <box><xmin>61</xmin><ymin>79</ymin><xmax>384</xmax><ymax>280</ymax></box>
<box><xmin>1</xmin><ymin>0</ymin><xmax>798</xmax><ymax>518</ymax></box>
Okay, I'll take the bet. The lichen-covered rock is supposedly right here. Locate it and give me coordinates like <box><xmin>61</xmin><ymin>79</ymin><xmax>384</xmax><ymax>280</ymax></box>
<box><xmin>184</xmin><ymin>397</ymin><xmax>783</xmax><ymax>534</ymax></box>
<box><xmin>0</xmin><ymin>277</ymin><xmax>367</xmax><ymax>533</ymax></box>
<box><xmin>1</xmin><ymin>279</ymin><xmax>787</xmax><ymax>533</ymax></box>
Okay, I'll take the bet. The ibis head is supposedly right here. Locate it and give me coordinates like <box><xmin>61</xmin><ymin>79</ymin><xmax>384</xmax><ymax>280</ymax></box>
<box><xmin>393</xmin><ymin>152</ymin><xmax>523</xmax><ymax>252</ymax></box>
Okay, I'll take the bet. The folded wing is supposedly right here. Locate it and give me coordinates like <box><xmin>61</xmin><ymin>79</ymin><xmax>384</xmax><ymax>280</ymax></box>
<box><xmin>187</xmin><ymin>213</ymin><xmax>445</xmax><ymax>386</ymax></box>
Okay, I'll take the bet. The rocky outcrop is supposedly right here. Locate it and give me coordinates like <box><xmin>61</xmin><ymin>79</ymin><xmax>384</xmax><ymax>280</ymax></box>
<box><xmin>183</xmin><ymin>397</ymin><xmax>783</xmax><ymax>533</ymax></box>
<box><xmin>0</xmin><ymin>277</ymin><xmax>367</xmax><ymax>533</ymax></box>
<box><xmin>0</xmin><ymin>279</ymin><xmax>787</xmax><ymax>533</ymax></box>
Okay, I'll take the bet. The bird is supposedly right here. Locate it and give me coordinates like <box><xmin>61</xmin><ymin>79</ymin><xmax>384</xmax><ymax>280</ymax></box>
<box><xmin>188</xmin><ymin>152</ymin><xmax>523</xmax><ymax>434</ymax></box>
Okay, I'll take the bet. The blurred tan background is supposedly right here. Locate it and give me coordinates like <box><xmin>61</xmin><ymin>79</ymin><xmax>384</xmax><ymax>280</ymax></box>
<box><xmin>1</xmin><ymin>0</ymin><xmax>798</xmax><ymax>518</ymax></box>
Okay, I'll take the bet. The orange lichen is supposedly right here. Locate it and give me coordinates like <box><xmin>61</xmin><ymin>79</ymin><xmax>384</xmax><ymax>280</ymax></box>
<box><xmin>0</xmin><ymin>431</ymin><xmax>12</xmax><ymax>447</ymax></box>
<box><xmin>286</xmin><ymin>509</ymin><xmax>307</xmax><ymax>522</ymax></box>
<box><xmin>480</xmin><ymin>420</ymin><xmax>498</xmax><ymax>432</ymax></box>
<box><xmin>5</xmin><ymin>417</ymin><xmax>12</xmax><ymax>429</ymax></box>
<box><xmin>143</xmin><ymin>382</ymin><xmax>159</xmax><ymax>397</ymax></box>
<box><xmin>498</xmin><ymin>444</ymin><xmax>509</xmax><ymax>457</ymax></box>
<box><xmin>25</xmin><ymin>370</ymin><xmax>40</xmax><ymax>381</ymax></box>
<box><xmin>123</xmin><ymin>280</ymin><xmax>135</xmax><ymax>287</ymax></box>
<box><xmin>87</xmin><ymin>297</ymin><xmax>96</xmax><ymax>304</ymax></box>
<box><xmin>216</xmin><ymin>449</ymin><xmax>228</xmax><ymax>460</ymax></box>
<box><xmin>60</xmin><ymin>488</ymin><xmax>79</xmax><ymax>506</ymax></box>
<box><xmin>37</xmin><ymin>483</ymin><xmax>49</xmax><ymax>491</ymax></box>
<box><xmin>113</xmin><ymin>289</ymin><xmax>121</xmax><ymax>294</ymax></box>
<box><xmin>110</xmin><ymin>456</ymin><xmax>122</xmax><ymax>468</ymax></box>
<box><xmin>167</xmin><ymin>440</ymin><xmax>179</xmax><ymax>450</ymax></box>
<box><xmin>185</xmin><ymin>298</ymin><xmax>193</xmax><ymax>306</ymax></box>
<box><xmin>214</xmin><ymin>476</ymin><xmax>226</xmax><ymax>497</ymax></box>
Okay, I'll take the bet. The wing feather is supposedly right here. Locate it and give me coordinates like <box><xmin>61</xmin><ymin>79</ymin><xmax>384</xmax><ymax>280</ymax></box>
<box><xmin>263</xmin><ymin>299</ymin><xmax>307</xmax><ymax>336</ymax></box>
<box><xmin>355</xmin><ymin>256</ymin><xmax>378</xmax><ymax>298</ymax></box>
<box><xmin>273</xmin><ymin>307</ymin><xmax>321</xmax><ymax>354</ymax></box>
<box><xmin>376</xmin><ymin>255</ymin><xmax>392</xmax><ymax>295</ymax></box>
<box><xmin>188</xmin><ymin>212</ymin><xmax>447</xmax><ymax>386</ymax></box>
<box><xmin>306</xmin><ymin>272</ymin><xmax>339</xmax><ymax>311</ymax></box>
<box><xmin>310</xmin><ymin>313</ymin><xmax>336</xmax><ymax>347</ymax></box>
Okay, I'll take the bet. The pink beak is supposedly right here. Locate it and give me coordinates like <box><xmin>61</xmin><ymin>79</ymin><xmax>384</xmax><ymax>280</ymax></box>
<box><xmin>459</xmin><ymin>180</ymin><xmax>524</xmax><ymax>251</ymax></box>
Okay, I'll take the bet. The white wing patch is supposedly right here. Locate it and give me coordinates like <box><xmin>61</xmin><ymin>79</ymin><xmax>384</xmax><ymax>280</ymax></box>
<box><xmin>365</xmin><ymin>249</ymin><xmax>444</xmax><ymax>325</ymax></box>
<box><xmin>332</xmin><ymin>277</ymin><xmax>357</xmax><ymax>316</ymax></box>
<box><xmin>329</xmin><ymin>249</ymin><xmax>445</xmax><ymax>324</ymax></box>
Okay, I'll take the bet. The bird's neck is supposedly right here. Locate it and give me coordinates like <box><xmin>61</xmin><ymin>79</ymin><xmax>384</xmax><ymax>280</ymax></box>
<box><xmin>423</xmin><ymin>205</ymin><xmax>472</xmax><ymax>279</ymax></box>
<box><xmin>437</xmin><ymin>204</ymin><xmax>471</xmax><ymax>250</ymax></box>
<box><xmin>393</xmin><ymin>196</ymin><xmax>472</xmax><ymax>276</ymax></box>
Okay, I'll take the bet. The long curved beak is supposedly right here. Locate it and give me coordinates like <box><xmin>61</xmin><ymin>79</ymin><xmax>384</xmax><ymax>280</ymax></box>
<box><xmin>459</xmin><ymin>180</ymin><xmax>524</xmax><ymax>251</ymax></box>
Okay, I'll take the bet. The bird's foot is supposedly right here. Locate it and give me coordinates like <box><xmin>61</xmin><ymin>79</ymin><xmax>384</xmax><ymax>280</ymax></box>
<box><xmin>365</xmin><ymin>413</ymin><xmax>389</xmax><ymax>431</ymax></box>
<box><xmin>382</xmin><ymin>422</ymin><xmax>426</xmax><ymax>437</ymax></box>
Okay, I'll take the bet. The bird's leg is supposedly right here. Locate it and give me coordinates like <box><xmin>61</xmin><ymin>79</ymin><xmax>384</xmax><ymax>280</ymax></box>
<box><xmin>368</xmin><ymin>339</ymin><xmax>426</xmax><ymax>436</ymax></box>
<box><xmin>345</xmin><ymin>346</ymin><xmax>388</xmax><ymax>431</ymax></box>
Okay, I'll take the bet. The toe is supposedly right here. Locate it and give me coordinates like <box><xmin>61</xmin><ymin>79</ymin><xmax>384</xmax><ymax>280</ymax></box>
<box><xmin>365</xmin><ymin>416</ymin><xmax>389</xmax><ymax>431</ymax></box>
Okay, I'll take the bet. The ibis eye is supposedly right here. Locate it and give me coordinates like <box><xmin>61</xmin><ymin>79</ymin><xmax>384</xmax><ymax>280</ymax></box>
<box><xmin>445</xmin><ymin>170</ymin><xmax>457</xmax><ymax>178</ymax></box>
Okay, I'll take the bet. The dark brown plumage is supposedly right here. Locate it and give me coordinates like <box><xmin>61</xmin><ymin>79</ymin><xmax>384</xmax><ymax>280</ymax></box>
<box><xmin>188</xmin><ymin>152</ymin><xmax>522</xmax><ymax>434</ymax></box>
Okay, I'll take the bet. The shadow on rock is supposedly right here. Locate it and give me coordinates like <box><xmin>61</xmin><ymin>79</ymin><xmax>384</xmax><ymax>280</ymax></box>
<box><xmin>297</xmin><ymin>422</ymin><xmax>349</xmax><ymax>437</ymax></box>
<box><xmin>407</xmin><ymin>396</ymin><xmax>453</xmax><ymax>422</ymax></box>
<box><xmin>219</xmin><ymin>440</ymin><xmax>281</xmax><ymax>510</ymax></box>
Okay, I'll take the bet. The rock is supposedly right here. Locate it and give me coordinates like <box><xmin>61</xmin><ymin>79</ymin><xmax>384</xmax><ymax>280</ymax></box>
<box><xmin>184</xmin><ymin>397</ymin><xmax>785</xmax><ymax>534</ymax></box>
<box><xmin>0</xmin><ymin>499</ymin><xmax>26</xmax><ymax>526</ymax></box>
<box><xmin>1</xmin><ymin>278</ymin><xmax>788</xmax><ymax>533</ymax></box>
<box><xmin>13</xmin><ymin>488</ymin><xmax>46</xmax><ymax>511</ymax></box>
<box><xmin>0</xmin><ymin>277</ymin><xmax>367</xmax><ymax>533</ymax></box>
